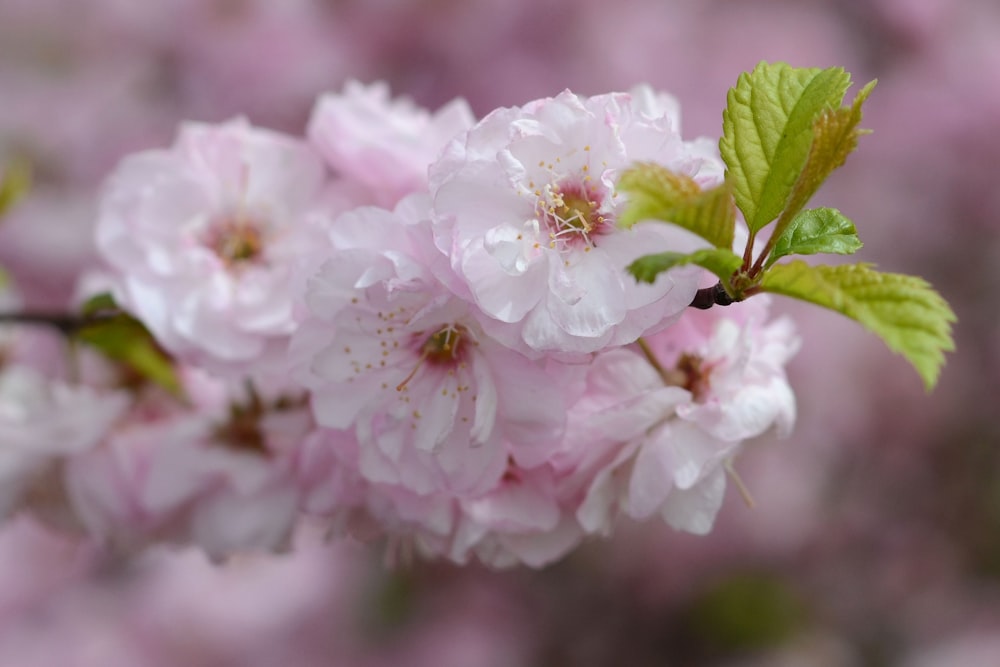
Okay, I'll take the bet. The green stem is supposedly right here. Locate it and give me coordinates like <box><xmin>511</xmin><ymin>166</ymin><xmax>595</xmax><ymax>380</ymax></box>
<box><xmin>741</xmin><ymin>229</ymin><xmax>757</xmax><ymax>271</ymax></box>
<box><xmin>748</xmin><ymin>227</ymin><xmax>783</xmax><ymax>278</ymax></box>
<box><xmin>748</xmin><ymin>201</ymin><xmax>803</xmax><ymax>278</ymax></box>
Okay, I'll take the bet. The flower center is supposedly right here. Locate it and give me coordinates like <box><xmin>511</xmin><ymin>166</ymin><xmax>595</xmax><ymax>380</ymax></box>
<box><xmin>205</xmin><ymin>216</ymin><xmax>265</xmax><ymax>267</ymax></box>
<box><xmin>396</xmin><ymin>324</ymin><xmax>468</xmax><ymax>392</ymax></box>
<box><xmin>553</xmin><ymin>190</ymin><xmax>598</xmax><ymax>232</ymax></box>
<box><xmin>421</xmin><ymin>326</ymin><xmax>466</xmax><ymax>364</ymax></box>
<box><xmin>213</xmin><ymin>403</ymin><xmax>269</xmax><ymax>456</ymax></box>
<box><xmin>211</xmin><ymin>391</ymin><xmax>307</xmax><ymax>456</ymax></box>
<box><xmin>537</xmin><ymin>179</ymin><xmax>611</xmax><ymax>249</ymax></box>
<box><xmin>676</xmin><ymin>353</ymin><xmax>711</xmax><ymax>401</ymax></box>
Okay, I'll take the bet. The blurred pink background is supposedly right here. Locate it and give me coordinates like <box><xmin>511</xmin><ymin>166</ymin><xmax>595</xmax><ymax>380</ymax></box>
<box><xmin>2</xmin><ymin>0</ymin><xmax>999</xmax><ymax>664</ymax></box>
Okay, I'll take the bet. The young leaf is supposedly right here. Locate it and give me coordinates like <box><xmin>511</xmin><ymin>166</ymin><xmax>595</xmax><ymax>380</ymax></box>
<box><xmin>765</xmin><ymin>207</ymin><xmax>862</xmax><ymax>268</ymax></box>
<box><xmin>776</xmin><ymin>80</ymin><xmax>876</xmax><ymax>230</ymax></box>
<box><xmin>75</xmin><ymin>313</ymin><xmax>183</xmax><ymax>396</ymax></box>
<box><xmin>760</xmin><ymin>261</ymin><xmax>955</xmax><ymax>389</ymax></box>
<box><xmin>0</xmin><ymin>158</ymin><xmax>31</xmax><ymax>219</ymax></box>
<box><xmin>628</xmin><ymin>248</ymin><xmax>742</xmax><ymax>285</ymax></box>
<box><xmin>720</xmin><ymin>62</ymin><xmax>852</xmax><ymax>232</ymax></box>
<box><xmin>618</xmin><ymin>163</ymin><xmax>735</xmax><ymax>249</ymax></box>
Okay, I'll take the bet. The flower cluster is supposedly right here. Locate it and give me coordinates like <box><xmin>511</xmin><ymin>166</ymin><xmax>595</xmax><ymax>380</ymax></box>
<box><xmin>1</xmin><ymin>81</ymin><xmax>798</xmax><ymax>567</ymax></box>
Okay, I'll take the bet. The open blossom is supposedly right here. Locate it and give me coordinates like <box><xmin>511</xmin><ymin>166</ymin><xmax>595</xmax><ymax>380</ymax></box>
<box><xmin>65</xmin><ymin>374</ymin><xmax>313</xmax><ymax>557</ymax></box>
<box><xmin>575</xmin><ymin>299</ymin><xmax>799</xmax><ymax>536</ymax></box>
<box><xmin>95</xmin><ymin>117</ymin><xmax>328</xmax><ymax>375</ymax></box>
<box><xmin>646</xmin><ymin>296</ymin><xmax>799</xmax><ymax>442</ymax></box>
<box><xmin>291</xmin><ymin>198</ymin><xmax>566</xmax><ymax>498</ymax></box>
<box><xmin>308</xmin><ymin>80</ymin><xmax>476</xmax><ymax>207</ymax></box>
<box><xmin>0</xmin><ymin>365</ymin><xmax>129</xmax><ymax>519</ymax></box>
<box><xmin>84</xmin><ymin>435</ymin><xmax>300</xmax><ymax>559</ymax></box>
<box><xmin>429</xmin><ymin>86</ymin><xmax>723</xmax><ymax>357</ymax></box>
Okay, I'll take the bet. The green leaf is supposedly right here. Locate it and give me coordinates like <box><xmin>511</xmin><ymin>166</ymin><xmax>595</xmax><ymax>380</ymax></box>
<box><xmin>0</xmin><ymin>158</ymin><xmax>31</xmax><ymax>218</ymax></box>
<box><xmin>765</xmin><ymin>207</ymin><xmax>863</xmax><ymax>268</ymax></box>
<box><xmin>75</xmin><ymin>313</ymin><xmax>183</xmax><ymax>396</ymax></box>
<box><xmin>761</xmin><ymin>261</ymin><xmax>955</xmax><ymax>389</ymax></box>
<box><xmin>628</xmin><ymin>247</ymin><xmax>742</xmax><ymax>285</ymax></box>
<box><xmin>618</xmin><ymin>163</ymin><xmax>735</xmax><ymax>249</ymax></box>
<box><xmin>79</xmin><ymin>291</ymin><xmax>118</xmax><ymax>318</ymax></box>
<box><xmin>720</xmin><ymin>62</ymin><xmax>852</xmax><ymax>232</ymax></box>
<box><xmin>777</xmin><ymin>79</ymin><xmax>876</xmax><ymax>229</ymax></box>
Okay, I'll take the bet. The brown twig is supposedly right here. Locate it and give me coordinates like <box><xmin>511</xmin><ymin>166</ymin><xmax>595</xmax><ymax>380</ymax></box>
<box><xmin>0</xmin><ymin>311</ymin><xmax>116</xmax><ymax>335</ymax></box>
<box><xmin>688</xmin><ymin>283</ymin><xmax>737</xmax><ymax>310</ymax></box>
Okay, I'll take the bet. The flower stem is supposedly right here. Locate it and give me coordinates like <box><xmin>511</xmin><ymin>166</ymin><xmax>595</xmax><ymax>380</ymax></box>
<box><xmin>636</xmin><ymin>337</ymin><xmax>674</xmax><ymax>386</ymax></box>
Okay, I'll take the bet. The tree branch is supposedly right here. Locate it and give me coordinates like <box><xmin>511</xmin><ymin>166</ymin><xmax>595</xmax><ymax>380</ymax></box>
<box><xmin>0</xmin><ymin>311</ymin><xmax>116</xmax><ymax>335</ymax></box>
<box><xmin>688</xmin><ymin>283</ymin><xmax>736</xmax><ymax>310</ymax></box>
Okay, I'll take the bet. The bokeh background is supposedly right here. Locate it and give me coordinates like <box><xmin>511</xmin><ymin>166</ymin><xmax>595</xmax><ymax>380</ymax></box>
<box><xmin>1</xmin><ymin>0</ymin><xmax>999</xmax><ymax>664</ymax></box>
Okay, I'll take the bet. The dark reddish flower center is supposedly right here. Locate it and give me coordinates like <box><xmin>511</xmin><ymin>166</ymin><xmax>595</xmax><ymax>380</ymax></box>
<box><xmin>676</xmin><ymin>353</ymin><xmax>711</xmax><ymax>401</ymax></box>
<box><xmin>212</xmin><ymin>392</ymin><xmax>308</xmax><ymax>456</ymax></box>
<box><xmin>396</xmin><ymin>324</ymin><xmax>470</xmax><ymax>391</ymax></box>
<box><xmin>205</xmin><ymin>216</ymin><xmax>265</xmax><ymax>266</ymax></box>
<box><xmin>420</xmin><ymin>325</ymin><xmax>467</xmax><ymax>365</ymax></box>
<box><xmin>538</xmin><ymin>179</ymin><xmax>612</xmax><ymax>248</ymax></box>
<box><xmin>213</xmin><ymin>403</ymin><xmax>269</xmax><ymax>456</ymax></box>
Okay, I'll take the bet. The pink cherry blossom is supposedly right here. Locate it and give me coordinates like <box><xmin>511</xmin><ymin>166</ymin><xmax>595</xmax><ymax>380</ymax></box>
<box><xmin>95</xmin><ymin>117</ymin><xmax>330</xmax><ymax>376</ymax></box>
<box><xmin>0</xmin><ymin>364</ymin><xmax>129</xmax><ymax>519</ymax></box>
<box><xmin>645</xmin><ymin>296</ymin><xmax>800</xmax><ymax>442</ymax></box>
<box><xmin>575</xmin><ymin>299</ymin><xmax>799</xmax><ymax>537</ymax></box>
<box><xmin>65</xmin><ymin>375</ymin><xmax>312</xmax><ymax>557</ymax></box>
<box><xmin>308</xmin><ymin>80</ymin><xmax>476</xmax><ymax>207</ymax></box>
<box><xmin>429</xmin><ymin>86</ymin><xmax>722</xmax><ymax>357</ymax></box>
<box><xmin>291</xmin><ymin>199</ymin><xmax>566</xmax><ymax>498</ymax></box>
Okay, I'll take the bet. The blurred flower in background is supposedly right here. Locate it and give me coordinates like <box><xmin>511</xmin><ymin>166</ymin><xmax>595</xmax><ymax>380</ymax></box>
<box><xmin>1</xmin><ymin>0</ymin><xmax>998</xmax><ymax>664</ymax></box>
